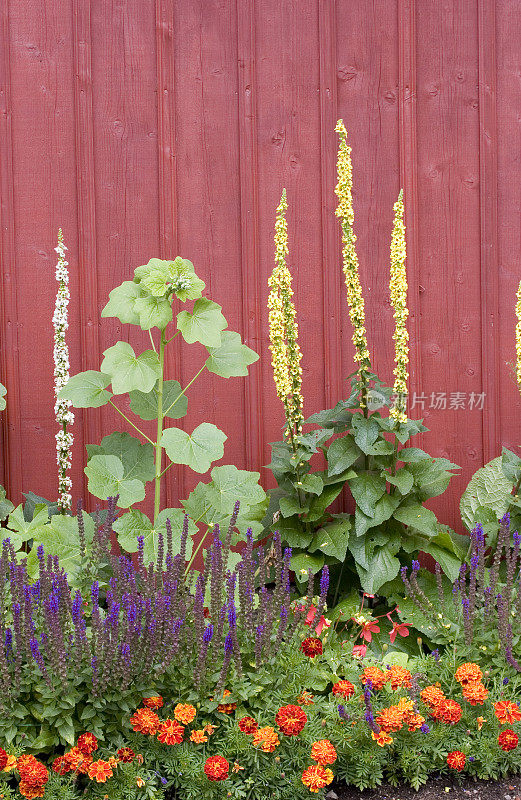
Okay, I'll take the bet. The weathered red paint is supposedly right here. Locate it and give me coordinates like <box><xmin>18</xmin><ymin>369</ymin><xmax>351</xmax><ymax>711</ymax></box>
<box><xmin>0</xmin><ymin>1</ymin><xmax>518</xmax><ymax>532</ymax></box>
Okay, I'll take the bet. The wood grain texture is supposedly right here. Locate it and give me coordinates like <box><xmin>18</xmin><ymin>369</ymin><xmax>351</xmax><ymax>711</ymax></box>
<box><xmin>0</xmin><ymin>0</ymin><xmax>518</xmax><ymax>530</ymax></box>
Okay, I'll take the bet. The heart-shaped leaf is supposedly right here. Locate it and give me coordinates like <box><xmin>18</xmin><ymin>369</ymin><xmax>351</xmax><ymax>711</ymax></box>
<box><xmin>348</xmin><ymin>473</ymin><xmax>387</xmax><ymax>517</ymax></box>
<box><xmin>101</xmin><ymin>281</ymin><xmax>145</xmax><ymax>325</ymax></box>
<box><xmin>0</xmin><ymin>383</ymin><xmax>6</xmax><ymax>411</ymax></box>
<box><xmin>101</xmin><ymin>342</ymin><xmax>161</xmax><ymax>394</ymax></box>
<box><xmin>6</xmin><ymin>504</ymin><xmax>51</xmax><ymax>550</ymax></box>
<box><xmin>26</xmin><ymin>514</ymin><xmax>95</xmax><ymax>580</ymax></box>
<box><xmin>84</xmin><ymin>455</ymin><xmax>146</xmax><ymax>508</ymax></box>
<box><xmin>393</xmin><ymin>501</ymin><xmax>439</xmax><ymax>536</ymax></box>
<box><xmin>114</xmin><ymin>508</ymin><xmax>197</xmax><ymax>565</ymax></box>
<box><xmin>0</xmin><ymin>485</ymin><xmax>14</xmax><ymax>522</ymax></box>
<box><xmin>86</xmin><ymin>432</ymin><xmax>155</xmax><ymax>483</ymax></box>
<box><xmin>161</xmin><ymin>423</ymin><xmax>227</xmax><ymax>473</ymax></box>
<box><xmin>205</xmin><ymin>331</ymin><xmax>259</xmax><ymax>378</ymax></box>
<box><xmin>309</xmin><ymin>516</ymin><xmax>351</xmax><ymax>562</ymax></box>
<box><xmin>327</xmin><ymin>435</ymin><xmax>361</xmax><ymax>477</ymax></box>
<box><xmin>133</xmin><ymin>294</ymin><xmax>173</xmax><ymax>330</ymax></box>
<box><xmin>177</xmin><ymin>298</ymin><xmax>227</xmax><ymax>347</ymax></box>
<box><xmin>59</xmin><ymin>371</ymin><xmax>113</xmax><ymax>408</ymax></box>
<box><xmin>129</xmin><ymin>380</ymin><xmax>188</xmax><ymax>421</ymax></box>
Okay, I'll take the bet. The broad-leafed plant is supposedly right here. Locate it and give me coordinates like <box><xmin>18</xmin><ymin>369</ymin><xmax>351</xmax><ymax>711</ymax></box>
<box><xmin>61</xmin><ymin>256</ymin><xmax>267</xmax><ymax>563</ymax></box>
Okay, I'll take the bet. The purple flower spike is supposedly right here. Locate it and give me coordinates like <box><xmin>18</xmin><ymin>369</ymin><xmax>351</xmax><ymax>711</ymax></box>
<box><xmin>203</xmin><ymin>625</ymin><xmax>214</xmax><ymax>643</ymax></box>
<box><xmin>420</xmin><ymin>723</ymin><xmax>430</xmax><ymax>734</ymax></box>
<box><xmin>412</xmin><ymin>560</ymin><xmax>420</xmax><ymax>572</ymax></box>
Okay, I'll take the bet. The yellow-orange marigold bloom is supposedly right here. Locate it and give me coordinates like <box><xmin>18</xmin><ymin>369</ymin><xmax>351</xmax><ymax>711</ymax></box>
<box><xmin>455</xmin><ymin>663</ymin><xmax>483</xmax><ymax>685</ymax></box>
<box><xmin>310</xmin><ymin>740</ymin><xmax>337</xmax><ymax>766</ymax></box>
<box><xmin>88</xmin><ymin>759</ymin><xmax>113</xmax><ymax>783</ymax></box>
<box><xmin>447</xmin><ymin>751</ymin><xmax>466</xmax><ymax>771</ymax></box>
<box><xmin>420</xmin><ymin>684</ymin><xmax>446</xmax><ymax>709</ymax></box>
<box><xmin>477</xmin><ymin>716</ymin><xmax>486</xmax><ymax>730</ymax></box>
<box><xmin>130</xmin><ymin>708</ymin><xmax>160</xmax><ymax>735</ymax></box>
<box><xmin>371</xmin><ymin>730</ymin><xmax>394</xmax><ymax>747</ymax></box>
<box><xmin>3</xmin><ymin>754</ymin><xmax>16</xmax><ymax>772</ymax></box>
<box><xmin>157</xmin><ymin>719</ymin><xmax>185</xmax><ymax>745</ymax></box>
<box><xmin>494</xmin><ymin>701</ymin><xmax>521</xmax><ymax>724</ymax></box>
<box><xmin>360</xmin><ymin>666</ymin><xmax>389</xmax><ymax>691</ymax></box>
<box><xmin>298</xmin><ymin>690</ymin><xmax>315</xmax><ymax>706</ymax></box>
<box><xmin>252</xmin><ymin>726</ymin><xmax>280</xmax><ymax>753</ymax></box>
<box><xmin>301</xmin><ymin>764</ymin><xmax>334</xmax><ymax>793</ymax></box>
<box><xmin>388</xmin><ymin>665</ymin><xmax>412</xmax><ymax>691</ymax></box>
<box><xmin>136</xmin><ymin>776</ymin><xmax>145</xmax><ymax>788</ymax></box>
<box><xmin>142</xmin><ymin>695</ymin><xmax>163</xmax><ymax>710</ymax></box>
<box><xmin>462</xmin><ymin>681</ymin><xmax>488</xmax><ymax>706</ymax></box>
<box><xmin>376</xmin><ymin>706</ymin><xmax>404</xmax><ymax>733</ymax></box>
<box><xmin>174</xmin><ymin>703</ymin><xmax>196</xmax><ymax>724</ymax></box>
<box><xmin>204</xmin><ymin>723</ymin><xmax>217</xmax><ymax>735</ymax></box>
<box><xmin>404</xmin><ymin>711</ymin><xmax>425</xmax><ymax>732</ymax></box>
<box><xmin>217</xmin><ymin>689</ymin><xmax>237</xmax><ymax>714</ymax></box>
<box><xmin>190</xmin><ymin>729</ymin><xmax>208</xmax><ymax>744</ymax></box>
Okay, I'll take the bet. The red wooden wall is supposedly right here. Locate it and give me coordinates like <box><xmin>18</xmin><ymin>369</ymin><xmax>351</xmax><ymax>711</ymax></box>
<box><xmin>0</xmin><ymin>0</ymin><xmax>520</xmax><ymax>532</ymax></box>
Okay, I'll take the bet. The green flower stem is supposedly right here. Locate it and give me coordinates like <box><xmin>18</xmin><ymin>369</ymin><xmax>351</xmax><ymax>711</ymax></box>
<box><xmin>163</xmin><ymin>364</ymin><xmax>205</xmax><ymax>417</ymax></box>
<box><xmin>165</xmin><ymin>330</ymin><xmax>180</xmax><ymax>344</ymax></box>
<box><xmin>148</xmin><ymin>329</ymin><xmax>157</xmax><ymax>353</ymax></box>
<box><xmin>153</xmin><ymin>330</ymin><xmax>167</xmax><ymax>526</ymax></box>
<box><xmin>108</xmin><ymin>400</ymin><xmax>154</xmax><ymax>445</ymax></box>
<box><xmin>184</xmin><ymin>512</ymin><xmax>212</xmax><ymax>575</ymax></box>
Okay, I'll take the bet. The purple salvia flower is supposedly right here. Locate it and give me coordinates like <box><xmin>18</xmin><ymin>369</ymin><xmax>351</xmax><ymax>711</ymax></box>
<box><xmin>420</xmin><ymin>723</ymin><xmax>430</xmax><ymax>734</ymax></box>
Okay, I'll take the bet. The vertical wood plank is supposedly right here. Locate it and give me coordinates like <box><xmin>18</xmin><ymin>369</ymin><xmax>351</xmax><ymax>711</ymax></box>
<box><xmin>72</xmin><ymin>0</ymin><xmax>102</xmax><ymax>500</ymax></box>
<box><xmin>319</xmin><ymin>0</ymin><xmax>342</xmax><ymax>409</ymax></box>
<box><xmin>0</xmin><ymin>2</ymin><xmax>22</xmax><ymax>501</ymax></box>
<box><xmin>478</xmin><ymin>0</ymin><xmax>500</xmax><ymax>463</ymax></box>
<box><xmin>398</xmin><ymin>0</ymin><xmax>422</xmax><ymax>437</ymax></box>
<box><xmin>237</xmin><ymin>0</ymin><xmax>263</xmax><ymax>472</ymax></box>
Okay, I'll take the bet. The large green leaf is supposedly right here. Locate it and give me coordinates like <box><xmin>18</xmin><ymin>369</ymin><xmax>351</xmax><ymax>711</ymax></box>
<box><xmin>502</xmin><ymin>447</ymin><xmax>521</xmax><ymax>482</ymax></box>
<box><xmin>161</xmin><ymin>423</ymin><xmax>227</xmax><ymax>473</ymax></box>
<box><xmin>290</xmin><ymin>551</ymin><xmax>325</xmax><ymax>580</ymax></box>
<box><xmin>86</xmin><ymin>432</ymin><xmax>155</xmax><ymax>483</ymax></box>
<box><xmin>177</xmin><ymin>298</ymin><xmax>227</xmax><ymax>347</ymax></box>
<box><xmin>460</xmin><ymin>456</ymin><xmax>513</xmax><ymax>531</ymax></box>
<box><xmin>0</xmin><ymin>485</ymin><xmax>14</xmax><ymax>522</ymax></box>
<box><xmin>354</xmin><ymin>540</ymin><xmax>401</xmax><ymax>594</ymax></box>
<box><xmin>101</xmin><ymin>342</ymin><xmax>161</xmax><ymax>394</ymax></box>
<box><xmin>348</xmin><ymin>473</ymin><xmax>387</xmax><ymax>517</ymax></box>
<box><xmin>135</xmin><ymin>257</ymin><xmax>205</xmax><ymax>302</ymax></box>
<box><xmin>205</xmin><ymin>331</ymin><xmax>259</xmax><ymax>378</ymax></box>
<box><xmin>385</xmin><ymin>468</ymin><xmax>414</xmax><ymax>495</ymax></box>
<box><xmin>133</xmin><ymin>294</ymin><xmax>173</xmax><ymax>330</ymax></box>
<box><xmin>59</xmin><ymin>371</ymin><xmax>112</xmax><ymax>408</ymax></box>
<box><xmin>420</xmin><ymin>527</ymin><xmax>466</xmax><ymax>582</ymax></box>
<box><xmin>307</xmin><ymin>481</ymin><xmax>345</xmax><ymax>522</ymax></box>
<box><xmin>84</xmin><ymin>455</ymin><xmax>146</xmax><ymax>508</ymax></box>
<box><xmin>27</xmin><ymin>514</ymin><xmax>95</xmax><ymax>581</ymax></box>
<box><xmin>101</xmin><ymin>281</ymin><xmax>144</xmax><ymax>325</ymax></box>
<box><xmin>6</xmin><ymin>504</ymin><xmax>50</xmax><ymax>550</ymax></box>
<box><xmin>407</xmin><ymin>458</ymin><xmax>457</xmax><ymax>501</ymax></box>
<box><xmin>327</xmin><ymin>435</ymin><xmax>361</xmax><ymax>478</ymax></box>
<box><xmin>393</xmin><ymin>501</ymin><xmax>439</xmax><ymax>536</ymax></box>
<box><xmin>272</xmin><ymin>516</ymin><xmax>314</xmax><ymax>549</ymax></box>
<box><xmin>129</xmin><ymin>380</ymin><xmax>188</xmax><ymax>421</ymax></box>
<box><xmin>0</xmin><ymin>383</ymin><xmax>6</xmax><ymax>411</ymax></box>
<box><xmin>309</xmin><ymin>516</ymin><xmax>351</xmax><ymax>562</ymax></box>
<box><xmin>351</xmin><ymin>415</ymin><xmax>379</xmax><ymax>454</ymax></box>
<box><xmin>354</xmin><ymin>493</ymin><xmax>401</xmax><ymax>537</ymax></box>
<box><xmin>114</xmin><ymin>508</ymin><xmax>197</xmax><ymax>565</ymax></box>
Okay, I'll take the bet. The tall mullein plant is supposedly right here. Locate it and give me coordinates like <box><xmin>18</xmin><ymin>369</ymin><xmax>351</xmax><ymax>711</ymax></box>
<box><xmin>53</xmin><ymin>229</ymin><xmax>74</xmax><ymax>514</ymax></box>
<box><xmin>334</xmin><ymin>120</ymin><xmax>372</xmax><ymax>412</ymax></box>
<box><xmin>389</xmin><ymin>190</ymin><xmax>409</xmax><ymax>426</ymax></box>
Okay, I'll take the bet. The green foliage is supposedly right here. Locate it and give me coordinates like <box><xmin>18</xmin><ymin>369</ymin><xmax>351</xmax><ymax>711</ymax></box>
<box><xmin>60</xmin><ymin>256</ymin><xmax>266</xmax><ymax>551</ymax></box>
<box><xmin>0</xmin><ymin>381</ymin><xmax>6</xmax><ymax>411</ymax></box>
<box><xmin>0</xmin><ymin>485</ymin><xmax>14</xmax><ymax>521</ymax></box>
<box><xmin>265</xmin><ymin>370</ymin><xmax>461</xmax><ymax>603</ymax></box>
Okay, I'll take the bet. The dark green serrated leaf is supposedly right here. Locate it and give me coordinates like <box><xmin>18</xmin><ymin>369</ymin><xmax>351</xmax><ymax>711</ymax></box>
<box><xmin>327</xmin><ymin>435</ymin><xmax>361</xmax><ymax>478</ymax></box>
<box><xmin>348</xmin><ymin>473</ymin><xmax>387</xmax><ymax>517</ymax></box>
<box><xmin>129</xmin><ymin>379</ymin><xmax>188</xmax><ymax>421</ymax></box>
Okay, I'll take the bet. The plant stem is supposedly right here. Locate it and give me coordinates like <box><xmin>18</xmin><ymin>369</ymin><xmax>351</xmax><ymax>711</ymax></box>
<box><xmin>163</xmin><ymin>365</ymin><xmax>205</xmax><ymax>417</ymax></box>
<box><xmin>108</xmin><ymin>401</ymin><xmax>154</xmax><ymax>445</ymax></box>
<box><xmin>154</xmin><ymin>331</ymin><xmax>166</xmax><ymax>526</ymax></box>
<box><xmin>165</xmin><ymin>331</ymin><xmax>180</xmax><ymax>344</ymax></box>
<box><xmin>184</xmin><ymin>512</ymin><xmax>212</xmax><ymax>574</ymax></box>
<box><xmin>148</xmin><ymin>329</ymin><xmax>157</xmax><ymax>353</ymax></box>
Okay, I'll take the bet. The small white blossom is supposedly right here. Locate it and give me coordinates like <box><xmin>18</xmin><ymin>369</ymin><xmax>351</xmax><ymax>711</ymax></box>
<box><xmin>54</xmin><ymin>229</ymin><xmax>74</xmax><ymax>512</ymax></box>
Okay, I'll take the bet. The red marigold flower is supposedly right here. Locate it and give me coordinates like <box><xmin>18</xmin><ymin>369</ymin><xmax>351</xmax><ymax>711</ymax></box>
<box><xmin>0</xmin><ymin>748</ymin><xmax>7</xmax><ymax>772</ymax></box>
<box><xmin>63</xmin><ymin>747</ymin><xmax>91</xmax><ymax>773</ymax></box>
<box><xmin>142</xmin><ymin>695</ymin><xmax>163</xmax><ymax>710</ymax></box>
<box><xmin>360</xmin><ymin>666</ymin><xmax>389</xmax><ymax>691</ymax></box>
<box><xmin>494</xmin><ymin>701</ymin><xmax>521</xmax><ymax>725</ymax></box>
<box><xmin>498</xmin><ymin>729</ymin><xmax>519</xmax><ymax>752</ymax></box>
<box><xmin>301</xmin><ymin>764</ymin><xmax>334</xmax><ymax>793</ymax></box>
<box><xmin>275</xmin><ymin>704</ymin><xmax>307</xmax><ymax>736</ymax></box>
<box><xmin>447</xmin><ymin>751</ymin><xmax>466</xmax><ymax>771</ymax></box>
<box><xmin>310</xmin><ymin>740</ymin><xmax>337</xmax><ymax>766</ymax></box>
<box><xmin>300</xmin><ymin>637</ymin><xmax>323</xmax><ymax>658</ymax></box>
<box><xmin>17</xmin><ymin>755</ymin><xmax>49</xmax><ymax>787</ymax></box>
<box><xmin>462</xmin><ymin>681</ymin><xmax>488</xmax><ymax>706</ymax></box>
<box><xmin>454</xmin><ymin>663</ymin><xmax>483</xmax><ymax>685</ymax></box>
<box><xmin>433</xmin><ymin>699</ymin><xmax>462</xmax><ymax>724</ymax></box>
<box><xmin>52</xmin><ymin>756</ymin><xmax>70</xmax><ymax>775</ymax></box>
<box><xmin>17</xmin><ymin>783</ymin><xmax>45</xmax><ymax>800</ymax></box>
<box><xmin>332</xmin><ymin>680</ymin><xmax>355</xmax><ymax>700</ymax></box>
<box><xmin>130</xmin><ymin>707</ymin><xmax>161</xmax><ymax>735</ymax></box>
<box><xmin>87</xmin><ymin>759</ymin><xmax>113</xmax><ymax>783</ymax></box>
<box><xmin>157</xmin><ymin>719</ymin><xmax>185</xmax><ymax>745</ymax></box>
<box><xmin>174</xmin><ymin>703</ymin><xmax>196</xmax><ymax>724</ymax></box>
<box><xmin>204</xmin><ymin>755</ymin><xmax>229</xmax><ymax>782</ymax></box>
<box><xmin>117</xmin><ymin>748</ymin><xmax>135</xmax><ymax>763</ymax></box>
<box><xmin>238</xmin><ymin>716</ymin><xmax>258</xmax><ymax>735</ymax></box>
<box><xmin>77</xmin><ymin>732</ymin><xmax>98</xmax><ymax>755</ymax></box>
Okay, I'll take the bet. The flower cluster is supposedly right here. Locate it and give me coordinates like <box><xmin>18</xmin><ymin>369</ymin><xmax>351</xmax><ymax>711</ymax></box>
<box><xmin>455</xmin><ymin>662</ymin><xmax>488</xmax><ymax>705</ymax></box>
<box><xmin>268</xmin><ymin>189</ymin><xmax>304</xmax><ymax>437</ymax></box>
<box><xmin>53</xmin><ymin>228</ymin><xmax>74</xmax><ymax>512</ymax></box>
<box><xmin>389</xmin><ymin>190</ymin><xmax>409</xmax><ymax>423</ymax></box>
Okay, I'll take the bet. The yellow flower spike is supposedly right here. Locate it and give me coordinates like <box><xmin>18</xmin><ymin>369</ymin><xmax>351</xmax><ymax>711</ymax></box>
<box><xmin>268</xmin><ymin>189</ymin><xmax>304</xmax><ymax>437</ymax></box>
<box><xmin>334</xmin><ymin>120</ymin><xmax>372</xmax><ymax>380</ymax></box>
<box><xmin>516</xmin><ymin>278</ymin><xmax>521</xmax><ymax>394</ymax></box>
<box><xmin>389</xmin><ymin>189</ymin><xmax>409</xmax><ymax>423</ymax></box>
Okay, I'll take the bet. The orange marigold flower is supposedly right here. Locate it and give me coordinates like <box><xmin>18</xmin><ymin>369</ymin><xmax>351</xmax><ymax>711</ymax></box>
<box><xmin>204</xmin><ymin>755</ymin><xmax>229</xmax><ymax>782</ymax></box>
<box><xmin>136</xmin><ymin>776</ymin><xmax>145</xmax><ymax>788</ymax></box>
<box><xmin>3</xmin><ymin>754</ymin><xmax>16</xmax><ymax>773</ymax></box>
<box><xmin>477</xmin><ymin>716</ymin><xmax>486</xmax><ymax>731</ymax></box>
<box><xmin>376</xmin><ymin>706</ymin><xmax>404</xmax><ymax>733</ymax></box>
<box><xmin>174</xmin><ymin>703</ymin><xmax>196</xmax><ymax>724</ymax></box>
<box><xmin>217</xmin><ymin>690</ymin><xmax>237</xmax><ymax>714</ymax></box>
<box><xmin>360</xmin><ymin>666</ymin><xmax>389</xmax><ymax>691</ymax></box>
<box><xmin>204</xmin><ymin>723</ymin><xmax>217</xmax><ymax>735</ymax></box>
<box><xmin>403</xmin><ymin>711</ymin><xmax>425</xmax><ymax>732</ymax></box>
<box><xmin>117</xmin><ymin>748</ymin><xmax>135</xmax><ymax>763</ymax></box>
<box><xmin>300</xmin><ymin>637</ymin><xmax>323</xmax><ymax>658</ymax></box>
<box><xmin>157</xmin><ymin>719</ymin><xmax>185</xmax><ymax>745</ymax></box>
<box><xmin>433</xmin><ymin>699</ymin><xmax>462</xmax><ymax>724</ymax></box>
<box><xmin>17</xmin><ymin>755</ymin><xmax>49</xmax><ymax>787</ymax></box>
<box><xmin>63</xmin><ymin>747</ymin><xmax>87</xmax><ymax>773</ymax></box>
<box><xmin>499</xmin><ymin>729</ymin><xmax>519</xmax><ymax>751</ymax></box>
<box><xmin>130</xmin><ymin>707</ymin><xmax>160</xmax><ymax>735</ymax></box>
<box><xmin>77</xmin><ymin>732</ymin><xmax>98</xmax><ymax>755</ymax></box>
<box><xmin>238</xmin><ymin>716</ymin><xmax>258</xmax><ymax>735</ymax></box>
<box><xmin>332</xmin><ymin>680</ymin><xmax>355</xmax><ymax>699</ymax></box>
<box><xmin>462</xmin><ymin>681</ymin><xmax>488</xmax><ymax>706</ymax></box>
<box><xmin>232</xmin><ymin>762</ymin><xmax>244</xmax><ymax>773</ymax></box>
<box><xmin>76</xmin><ymin>753</ymin><xmax>93</xmax><ymax>775</ymax></box>
<box><xmin>298</xmin><ymin>690</ymin><xmax>315</xmax><ymax>706</ymax></box>
<box><xmin>88</xmin><ymin>759</ymin><xmax>113</xmax><ymax>783</ymax></box>
<box><xmin>455</xmin><ymin>663</ymin><xmax>483</xmax><ymax>685</ymax></box>
<box><xmin>447</xmin><ymin>751</ymin><xmax>466</xmax><ymax>771</ymax></box>
<box><xmin>420</xmin><ymin>684</ymin><xmax>446</xmax><ymax>709</ymax></box>
<box><xmin>396</xmin><ymin>697</ymin><xmax>414</xmax><ymax>713</ymax></box>
<box><xmin>388</xmin><ymin>665</ymin><xmax>412</xmax><ymax>691</ymax></box>
<box><xmin>371</xmin><ymin>730</ymin><xmax>394</xmax><ymax>747</ymax></box>
<box><xmin>52</xmin><ymin>756</ymin><xmax>70</xmax><ymax>775</ymax></box>
<box><xmin>190</xmin><ymin>729</ymin><xmax>208</xmax><ymax>744</ymax></box>
<box><xmin>301</xmin><ymin>764</ymin><xmax>334</xmax><ymax>793</ymax></box>
<box><xmin>142</xmin><ymin>695</ymin><xmax>163</xmax><ymax>710</ymax></box>
<box><xmin>494</xmin><ymin>701</ymin><xmax>521</xmax><ymax>725</ymax></box>
<box><xmin>252</xmin><ymin>726</ymin><xmax>280</xmax><ymax>753</ymax></box>
<box><xmin>276</xmin><ymin>704</ymin><xmax>307</xmax><ymax>736</ymax></box>
<box><xmin>18</xmin><ymin>783</ymin><xmax>45</xmax><ymax>800</ymax></box>
<box><xmin>310</xmin><ymin>740</ymin><xmax>337</xmax><ymax>766</ymax></box>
